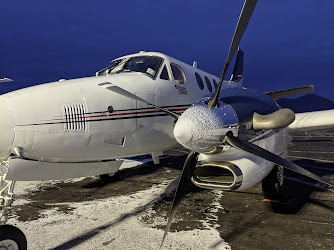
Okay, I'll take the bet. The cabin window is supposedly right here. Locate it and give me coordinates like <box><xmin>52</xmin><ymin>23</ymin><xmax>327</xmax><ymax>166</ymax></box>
<box><xmin>195</xmin><ymin>72</ymin><xmax>204</xmax><ymax>90</ymax></box>
<box><xmin>212</xmin><ymin>79</ymin><xmax>218</xmax><ymax>89</ymax></box>
<box><xmin>205</xmin><ymin>76</ymin><xmax>212</xmax><ymax>92</ymax></box>
<box><xmin>160</xmin><ymin>65</ymin><xmax>170</xmax><ymax>80</ymax></box>
<box><xmin>170</xmin><ymin>63</ymin><xmax>186</xmax><ymax>84</ymax></box>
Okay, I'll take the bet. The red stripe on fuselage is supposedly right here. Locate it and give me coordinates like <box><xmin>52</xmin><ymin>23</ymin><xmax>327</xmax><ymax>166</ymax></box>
<box><xmin>43</xmin><ymin>107</ymin><xmax>188</xmax><ymax>122</ymax></box>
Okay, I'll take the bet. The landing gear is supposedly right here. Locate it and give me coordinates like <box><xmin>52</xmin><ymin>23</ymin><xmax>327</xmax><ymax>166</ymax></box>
<box><xmin>262</xmin><ymin>165</ymin><xmax>284</xmax><ymax>202</ymax></box>
<box><xmin>99</xmin><ymin>171</ymin><xmax>120</xmax><ymax>183</ymax></box>
<box><xmin>0</xmin><ymin>164</ymin><xmax>27</xmax><ymax>249</ymax></box>
<box><xmin>262</xmin><ymin>165</ymin><xmax>300</xmax><ymax>214</ymax></box>
<box><xmin>0</xmin><ymin>173</ymin><xmax>15</xmax><ymax>225</ymax></box>
<box><xmin>262</xmin><ymin>165</ymin><xmax>286</xmax><ymax>212</ymax></box>
<box><xmin>0</xmin><ymin>225</ymin><xmax>27</xmax><ymax>250</ymax></box>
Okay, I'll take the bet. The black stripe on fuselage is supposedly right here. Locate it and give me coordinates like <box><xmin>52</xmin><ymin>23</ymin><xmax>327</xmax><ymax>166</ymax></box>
<box><xmin>84</xmin><ymin>104</ymin><xmax>192</xmax><ymax>115</ymax></box>
<box><xmin>17</xmin><ymin>112</ymin><xmax>175</xmax><ymax>127</ymax></box>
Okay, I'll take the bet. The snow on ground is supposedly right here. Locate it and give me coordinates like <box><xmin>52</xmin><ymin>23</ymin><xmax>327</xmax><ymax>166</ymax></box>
<box><xmin>11</xmin><ymin>158</ymin><xmax>231</xmax><ymax>250</ymax></box>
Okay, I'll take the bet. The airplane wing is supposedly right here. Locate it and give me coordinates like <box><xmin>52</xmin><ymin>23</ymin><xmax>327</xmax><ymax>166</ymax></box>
<box><xmin>287</xmin><ymin>109</ymin><xmax>334</xmax><ymax>134</ymax></box>
<box><xmin>266</xmin><ymin>85</ymin><xmax>334</xmax><ymax>134</ymax></box>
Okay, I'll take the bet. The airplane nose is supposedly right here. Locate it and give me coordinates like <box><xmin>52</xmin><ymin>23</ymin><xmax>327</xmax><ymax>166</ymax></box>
<box><xmin>0</xmin><ymin>97</ymin><xmax>14</xmax><ymax>159</ymax></box>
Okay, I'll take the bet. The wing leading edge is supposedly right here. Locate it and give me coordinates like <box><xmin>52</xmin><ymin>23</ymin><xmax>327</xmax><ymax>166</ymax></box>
<box><xmin>287</xmin><ymin>109</ymin><xmax>334</xmax><ymax>134</ymax></box>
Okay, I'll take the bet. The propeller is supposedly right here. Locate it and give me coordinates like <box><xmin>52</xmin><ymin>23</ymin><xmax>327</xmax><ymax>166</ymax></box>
<box><xmin>208</xmin><ymin>0</ymin><xmax>258</xmax><ymax>110</ymax></box>
<box><xmin>160</xmin><ymin>0</ymin><xmax>259</xmax><ymax>247</ymax></box>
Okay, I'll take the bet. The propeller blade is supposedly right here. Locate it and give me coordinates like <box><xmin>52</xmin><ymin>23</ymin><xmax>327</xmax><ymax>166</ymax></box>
<box><xmin>160</xmin><ymin>151</ymin><xmax>199</xmax><ymax>249</ymax></box>
<box><xmin>98</xmin><ymin>82</ymin><xmax>180</xmax><ymax>120</ymax></box>
<box><xmin>224</xmin><ymin>132</ymin><xmax>333</xmax><ymax>187</ymax></box>
<box><xmin>208</xmin><ymin>0</ymin><xmax>258</xmax><ymax>110</ymax></box>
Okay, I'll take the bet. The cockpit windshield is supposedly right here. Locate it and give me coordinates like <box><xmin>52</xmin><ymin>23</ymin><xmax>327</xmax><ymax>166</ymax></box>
<box><xmin>96</xmin><ymin>56</ymin><xmax>163</xmax><ymax>78</ymax></box>
<box><xmin>96</xmin><ymin>59</ymin><xmax>123</xmax><ymax>76</ymax></box>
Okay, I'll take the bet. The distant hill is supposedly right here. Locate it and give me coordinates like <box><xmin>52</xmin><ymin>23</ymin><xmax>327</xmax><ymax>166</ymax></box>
<box><xmin>276</xmin><ymin>94</ymin><xmax>334</xmax><ymax>113</ymax></box>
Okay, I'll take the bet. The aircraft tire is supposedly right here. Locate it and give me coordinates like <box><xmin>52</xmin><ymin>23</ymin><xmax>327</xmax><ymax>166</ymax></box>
<box><xmin>99</xmin><ymin>171</ymin><xmax>119</xmax><ymax>183</ymax></box>
<box><xmin>262</xmin><ymin>165</ymin><xmax>283</xmax><ymax>198</ymax></box>
<box><xmin>0</xmin><ymin>225</ymin><xmax>27</xmax><ymax>250</ymax></box>
<box><xmin>262</xmin><ymin>165</ymin><xmax>296</xmax><ymax>213</ymax></box>
<box><xmin>263</xmin><ymin>164</ymin><xmax>311</xmax><ymax>214</ymax></box>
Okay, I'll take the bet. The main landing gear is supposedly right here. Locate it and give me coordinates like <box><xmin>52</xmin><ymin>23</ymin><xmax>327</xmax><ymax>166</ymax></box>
<box><xmin>99</xmin><ymin>171</ymin><xmax>120</xmax><ymax>184</ymax></box>
<box><xmin>0</xmin><ymin>167</ymin><xmax>27</xmax><ymax>250</ymax></box>
<box><xmin>262</xmin><ymin>164</ymin><xmax>298</xmax><ymax>214</ymax></box>
<box><xmin>262</xmin><ymin>165</ymin><xmax>286</xmax><ymax>212</ymax></box>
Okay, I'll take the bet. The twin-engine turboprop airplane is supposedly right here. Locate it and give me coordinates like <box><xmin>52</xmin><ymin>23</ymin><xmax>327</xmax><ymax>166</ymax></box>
<box><xmin>1</xmin><ymin>0</ymin><xmax>334</xmax><ymax>249</ymax></box>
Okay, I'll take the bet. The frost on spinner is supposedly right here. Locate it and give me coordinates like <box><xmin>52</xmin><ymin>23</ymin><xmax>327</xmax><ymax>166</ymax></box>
<box><xmin>173</xmin><ymin>98</ymin><xmax>239</xmax><ymax>153</ymax></box>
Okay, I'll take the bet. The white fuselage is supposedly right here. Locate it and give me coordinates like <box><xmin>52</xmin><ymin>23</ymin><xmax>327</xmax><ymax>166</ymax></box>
<box><xmin>0</xmin><ymin>52</ymin><xmax>231</xmax><ymax>162</ymax></box>
<box><xmin>0</xmin><ymin>51</ymin><xmax>288</xmax><ymax>188</ymax></box>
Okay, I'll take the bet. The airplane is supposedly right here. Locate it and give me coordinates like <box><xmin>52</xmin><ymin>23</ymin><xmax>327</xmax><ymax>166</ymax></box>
<box><xmin>0</xmin><ymin>78</ymin><xmax>13</xmax><ymax>83</ymax></box>
<box><xmin>1</xmin><ymin>0</ymin><xmax>334</xmax><ymax>249</ymax></box>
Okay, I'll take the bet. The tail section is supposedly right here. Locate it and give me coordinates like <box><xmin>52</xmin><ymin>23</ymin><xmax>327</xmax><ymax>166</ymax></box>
<box><xmin>229</xmin><ymin>47</ymin><xmax>244</xmax><ymax>88</ymax></box>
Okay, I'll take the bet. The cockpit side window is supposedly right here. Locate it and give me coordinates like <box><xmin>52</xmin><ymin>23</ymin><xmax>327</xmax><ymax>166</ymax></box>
<box><xmin>170</xmin><ymin>63</ymin><xmax>186</xmax><ymax>84</ymax></box>
<box><xmin>160</xmin><ymin>65</ymin><xmax>170</xmax><ymax>81</ymax></box>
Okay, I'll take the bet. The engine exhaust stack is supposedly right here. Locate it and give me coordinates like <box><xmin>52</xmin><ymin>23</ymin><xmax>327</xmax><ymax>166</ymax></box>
<box><xmin>191</xmin><ymin>161</ymin><xmax>243</xmax><ymax>191</ymax></box>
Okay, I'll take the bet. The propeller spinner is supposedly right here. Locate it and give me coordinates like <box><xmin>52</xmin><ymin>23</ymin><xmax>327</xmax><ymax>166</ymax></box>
<box><xmin>173</xmin><ymin>97</ymin><xmax>239</xmax><ymax>153</ymax></box>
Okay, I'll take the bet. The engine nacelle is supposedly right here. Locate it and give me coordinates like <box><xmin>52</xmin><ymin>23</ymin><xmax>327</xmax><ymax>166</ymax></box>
<box><xmin>191</xmin><ymin>161</ymin><xmax>243</xmax><ymax>191</ymax></box>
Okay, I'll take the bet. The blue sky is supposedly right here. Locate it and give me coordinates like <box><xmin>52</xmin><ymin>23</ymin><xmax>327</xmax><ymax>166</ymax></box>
<box><xmin>1</xmin><ymin>0</ymin><xmax>334</xmax><ymax>99</ymax></box>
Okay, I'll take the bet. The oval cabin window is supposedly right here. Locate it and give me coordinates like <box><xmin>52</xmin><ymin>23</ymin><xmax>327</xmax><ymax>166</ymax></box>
<box><xmin>212</xmin><ymin>79</ymin><xmax>218</xmax><ymax>89</ymax></box>
<box><xmin>205</xmin><ymin>76</ymin><xmax>212</xmax><ymax>92</ymax></box>
<box><xmin>195</xmin><ymin>72</ymin><xmax>204</xmax><ymax>90</ymax></box>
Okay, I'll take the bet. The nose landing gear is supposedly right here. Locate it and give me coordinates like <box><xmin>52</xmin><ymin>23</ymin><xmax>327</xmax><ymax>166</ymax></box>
<box><xmin>1</xmin><ymin>169</ymin><xmax>27</xmax><ymax>250</ymax></box>
<box><xmin>0</xmin><ymin>225</ymin><xmax>27</xmax><ymax>250</ymax></box>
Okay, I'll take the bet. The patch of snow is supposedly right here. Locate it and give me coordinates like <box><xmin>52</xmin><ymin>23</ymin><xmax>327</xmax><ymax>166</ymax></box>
<box><xmin>10</xmin><ymin>181</ymin><xmax>230</xmax><ymax>249</ymax></box>
<box><xmin>199</xmin><ymin>190</ymin><xmax>225</xmax><ymax>230</ymax></box>
<box><xmin>8</xmin><ymin>159</ymin><xmax>230</xmax><ymax>249</ymax></box>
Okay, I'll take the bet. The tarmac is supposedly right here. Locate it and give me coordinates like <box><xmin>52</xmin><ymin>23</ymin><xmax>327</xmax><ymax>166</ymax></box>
<box><xmin>9</xmin><ymin>132</ymin><xmax>334</xmax><ymax>249</ymax></box>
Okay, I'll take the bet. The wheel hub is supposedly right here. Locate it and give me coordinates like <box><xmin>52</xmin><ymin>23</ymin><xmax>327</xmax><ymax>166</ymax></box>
<box><xmin>0</xmin><ymin>239</ymin><xmax>19</xmax><ymax>250</ymax></box>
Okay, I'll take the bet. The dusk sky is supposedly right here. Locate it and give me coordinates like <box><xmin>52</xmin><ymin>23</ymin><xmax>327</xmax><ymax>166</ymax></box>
<box><xmin>1</xmin><ymin>0</ymin><xmax>334</xmax><ymax>99</ymax></box>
